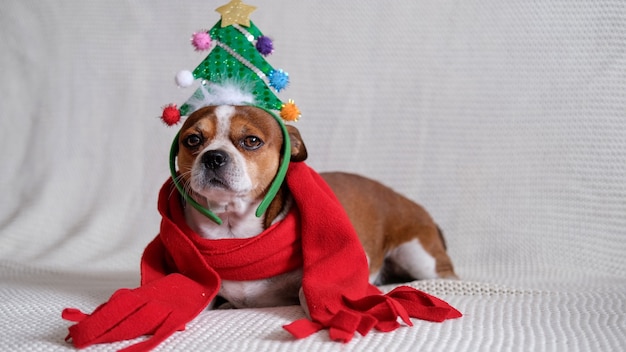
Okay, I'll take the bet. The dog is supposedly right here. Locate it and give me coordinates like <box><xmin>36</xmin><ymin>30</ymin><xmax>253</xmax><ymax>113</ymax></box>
<box><xmin>175</xmin><ymin>104</ymin><xmax>457</xmax><ymax>310</ymax></box>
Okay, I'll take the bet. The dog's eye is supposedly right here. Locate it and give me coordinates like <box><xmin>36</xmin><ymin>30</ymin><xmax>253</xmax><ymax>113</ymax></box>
<box><xmin>183</xmin><ymin>134</ymin><xmax>203</xmax><ymax>148</ymax></box>
<box><xmin>241</xmin><ymin>136</ymin><xmax>264</xmax><ymax>150</ymax></box>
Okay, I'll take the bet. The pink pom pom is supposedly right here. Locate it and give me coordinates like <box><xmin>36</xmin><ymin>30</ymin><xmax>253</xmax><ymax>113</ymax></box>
<box><xmin>161</xmin><ymin>104</ymin><xmax>181</xmax><ymax>126</ymax></box>
<box><xmin>191</xmin><ymin>31</ymin><xmax>212</xmax><ymax>51</ymax></box>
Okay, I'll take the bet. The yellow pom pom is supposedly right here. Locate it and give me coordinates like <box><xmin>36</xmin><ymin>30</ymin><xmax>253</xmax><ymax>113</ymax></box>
<box><xmin>280</xmin><ymin>100</ymin><xmax>301</xmax><ymax>122</ymax></box>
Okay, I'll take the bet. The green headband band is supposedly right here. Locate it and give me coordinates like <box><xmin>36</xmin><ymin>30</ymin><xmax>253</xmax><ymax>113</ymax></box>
<box><xmin>169</xmin><ymin>105</ymin><xmax>291</xmax><ymax>225</ymax></box>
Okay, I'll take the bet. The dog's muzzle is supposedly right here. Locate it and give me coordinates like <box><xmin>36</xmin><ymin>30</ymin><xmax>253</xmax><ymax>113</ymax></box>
<box><xmin>197</xmin><ymin>149</ymin><xmax>233</xmax><ymax>190</ymax></box>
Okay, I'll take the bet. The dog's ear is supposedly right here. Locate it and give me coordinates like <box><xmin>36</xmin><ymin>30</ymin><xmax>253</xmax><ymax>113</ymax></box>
<box><xmin>286</xmin><ymin>125</ymin><xmax>308</xmax><ymax>162</ymax></box>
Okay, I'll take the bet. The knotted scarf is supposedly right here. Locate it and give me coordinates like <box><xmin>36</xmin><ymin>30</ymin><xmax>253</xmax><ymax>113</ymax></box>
<box><xmin>62</xmin><ymin>162</ymin><xmax>461</xmax><ymax>351</ymax></box>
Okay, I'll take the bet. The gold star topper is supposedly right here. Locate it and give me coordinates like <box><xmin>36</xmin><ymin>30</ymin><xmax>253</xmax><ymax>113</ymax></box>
<box><xmin>216</xmin><ymin>0</ymin><xmax>257</xmax><ymax>27</ymax></box>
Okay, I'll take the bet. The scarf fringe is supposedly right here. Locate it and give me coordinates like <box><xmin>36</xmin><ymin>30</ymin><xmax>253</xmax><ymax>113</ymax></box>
<box><xmin>283</xmin><ymin>285</ymin><xmax>462</xmax><ymax>343</ymax></box>
<box><xmin>62</xmin><ymin>274</ymin><xmax>213</xmax><ymax>351</ymax></box>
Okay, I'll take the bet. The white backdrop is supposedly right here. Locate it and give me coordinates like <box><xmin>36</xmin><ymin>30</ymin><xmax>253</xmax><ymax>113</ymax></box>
<box><xmin>1</xmin><ymin>1</ymin><xmax>625</xmax><ymax>351</ymax></box>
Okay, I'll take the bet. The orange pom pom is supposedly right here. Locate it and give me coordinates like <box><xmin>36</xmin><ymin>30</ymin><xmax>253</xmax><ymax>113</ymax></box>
<box><xmin>280</xmin><ymin>100</ymin><xmax>301</xmax><ymax>122</ymax></box>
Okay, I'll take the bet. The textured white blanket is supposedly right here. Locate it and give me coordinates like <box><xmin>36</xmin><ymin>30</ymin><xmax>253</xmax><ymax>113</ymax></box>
<box><xmin>1</xmin><ymin>1</ymin><xmax>624</xmax><ymax>351</ymax></box>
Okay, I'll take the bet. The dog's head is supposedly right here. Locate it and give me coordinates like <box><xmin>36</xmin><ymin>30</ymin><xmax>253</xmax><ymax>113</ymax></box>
<box><xmin>176</xmin><ymin>105</ymin><xmax>307</xmax><ymax>216</ymax></box>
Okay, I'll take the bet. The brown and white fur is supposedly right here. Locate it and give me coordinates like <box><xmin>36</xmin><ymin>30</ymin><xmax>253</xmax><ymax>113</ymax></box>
<box><xmin>176</xmin><ymin>105</ymin><xmax>456</xmax><ymax>310</ymax></box>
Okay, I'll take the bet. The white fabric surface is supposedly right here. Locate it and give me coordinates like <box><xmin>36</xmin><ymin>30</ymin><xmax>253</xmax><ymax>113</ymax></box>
<box><xmin>1</xmin><ymin>0</ymin><xmax>625</xmax><ymax>351</ymax></box>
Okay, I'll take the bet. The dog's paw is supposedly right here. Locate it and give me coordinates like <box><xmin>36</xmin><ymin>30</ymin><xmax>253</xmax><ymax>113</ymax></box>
<box><xmin>215</xmin><ymin>301</ymin><xmax>236</xmax><ymax>310</ymax></box>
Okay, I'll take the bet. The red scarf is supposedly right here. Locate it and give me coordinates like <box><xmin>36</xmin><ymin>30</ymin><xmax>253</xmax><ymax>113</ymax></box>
<box><xmin>62</xmin><ymin>162</ymin><xmax>461</xmax><ymax>351</ymax></box>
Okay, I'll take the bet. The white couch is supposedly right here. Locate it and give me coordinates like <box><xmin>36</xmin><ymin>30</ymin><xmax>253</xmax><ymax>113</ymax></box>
<box><xmin>1</xmin><ymin>1</ymin><xmax>624</xmax><ymax>351</ymax></box>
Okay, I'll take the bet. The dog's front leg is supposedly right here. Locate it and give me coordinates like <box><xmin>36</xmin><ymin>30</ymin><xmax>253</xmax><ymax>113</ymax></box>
<box><xmin>298</xmin><ymin>287</ymin><xmax>311</xmax><ymax>319</ymax></box>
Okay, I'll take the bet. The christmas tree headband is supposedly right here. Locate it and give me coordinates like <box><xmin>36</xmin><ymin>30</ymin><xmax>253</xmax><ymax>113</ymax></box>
<box><xmin>161</xmin><ymin>0</ymin><xmax>300</xmax><ymax>225</ymax></box>
<box><xmin>160</xmin><ymin>0</ymin><xmax>301</xmax><ymax>125</ymax></box>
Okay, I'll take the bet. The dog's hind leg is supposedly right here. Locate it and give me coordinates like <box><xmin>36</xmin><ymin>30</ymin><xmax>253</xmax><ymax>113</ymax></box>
<box><xmin>380</xmin><ymin>226</ymin><xmax>457</xmax><ymax>284</ymax></box>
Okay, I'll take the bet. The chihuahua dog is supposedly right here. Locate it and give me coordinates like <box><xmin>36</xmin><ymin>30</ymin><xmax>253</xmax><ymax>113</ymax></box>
<box><xmin>175</xmin><ymin>105</ymin><xmax>456</xmax><ymax>309</ymax></box>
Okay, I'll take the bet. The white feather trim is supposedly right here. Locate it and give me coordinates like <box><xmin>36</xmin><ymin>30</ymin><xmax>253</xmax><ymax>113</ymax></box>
<box><xmin>182</xmin><ymin>81</ymin><xmax>256</xmax><ymax>115</ymax></box>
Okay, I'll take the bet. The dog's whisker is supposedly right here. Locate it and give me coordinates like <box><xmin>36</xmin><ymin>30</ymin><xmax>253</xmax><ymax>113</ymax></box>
<box><xmin>169</xmin><ymin>171</ymin><xmax>194</xmax><ymax>199</ymax></box>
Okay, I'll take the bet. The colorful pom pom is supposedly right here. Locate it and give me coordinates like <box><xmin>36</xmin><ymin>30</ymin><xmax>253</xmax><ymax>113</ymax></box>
<box><xmin>175</xmin><ymin>70</ymin><xmax>195</xmax><ymax>88</ymax></box>
<box><xmin>268</xmin><ymin>69</ymin><xmax>289</xmax><ymax>92</ymax></box>
<box><xmin>256</xmin><ymin>36</ymin><xmax>274</xmax><ymax>56</ymax></box>
<box><xmin>280</xmin><ymin>100</ymin><xmax>301</xmax><ymax>122</ymax></box>
<box><xmin>161</xmin><ymin>104</ymin><xmax>181</xmax><ymax>126</ymax></box>
<box><xmin>191</xmin><ymin>31</ymin><xmax>212</xmax><ymax>51</ymax></box>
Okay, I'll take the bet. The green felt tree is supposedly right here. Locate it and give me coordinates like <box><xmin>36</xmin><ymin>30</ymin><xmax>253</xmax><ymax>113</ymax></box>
<box><xmin>161</xmin><ymin>0</ymin><xmax>300</xmax><ymax>125</ymax></box>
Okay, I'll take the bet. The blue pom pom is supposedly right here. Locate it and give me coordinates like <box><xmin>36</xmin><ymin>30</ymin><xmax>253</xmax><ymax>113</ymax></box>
<box><xmin>256</xmin><ymin>36</ymin><xmax>274</xmax><ymax>56</ymax></box>
<box><xmin>268</xmin><ymin>69</ymin><xmax>289</xmax><ymax>91</ymax></box>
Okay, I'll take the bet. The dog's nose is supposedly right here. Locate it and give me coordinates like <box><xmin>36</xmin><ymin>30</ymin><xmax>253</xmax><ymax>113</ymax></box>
<box><xmin>202</xmin><ymin>150</ymin><xmax>229</xmax><ymax>170</ymax></box>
